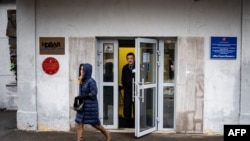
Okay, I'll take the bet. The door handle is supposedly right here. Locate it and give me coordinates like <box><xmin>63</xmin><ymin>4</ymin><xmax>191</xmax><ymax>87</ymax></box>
<box><xmin>133</xmin><ymin>79</ymin><xmax>145</xmax><ymax>103</ymax></box>
<box><xmin>140</xmin><ymin>79</ymin><xmax>145</xmax><ymax>103</ymax></box>
<box><xmin>132</xmin><ymin>78</ymin><xmax>135</xmax><ymax>102</ymax></box>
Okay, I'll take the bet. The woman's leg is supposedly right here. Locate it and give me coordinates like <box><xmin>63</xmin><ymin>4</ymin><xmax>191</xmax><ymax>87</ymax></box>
<box><xmin>76</xmin><ymin>123</ymin><xmax>84</xmax><ymax>141</ymax></box>
<box><xmin>93</xmin><ymin>124</ymin><xmax>111</xmax><ymax>141</ymax></box>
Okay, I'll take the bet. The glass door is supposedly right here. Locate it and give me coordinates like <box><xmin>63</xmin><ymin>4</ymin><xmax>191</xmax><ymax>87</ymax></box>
<box><xmin>158</xmin><ymin>39</ymin><xmax>176</xmax><ymax>130</ymax></box>
<box><xmin>98</xmin><ymin>40</ymin><xmax>118</xmax><ymax>129</ymax></box>
<box><xmin>134</xmin><ymin>38</ymin><xmax>158</xmax><ymax>137</ymax></box>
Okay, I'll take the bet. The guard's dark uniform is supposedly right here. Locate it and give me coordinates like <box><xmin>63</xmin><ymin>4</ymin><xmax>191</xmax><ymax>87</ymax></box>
<box><xmin>122</xmin><ymin>64</ymin><xmax>135</xmax><ymax>126</ymax></box>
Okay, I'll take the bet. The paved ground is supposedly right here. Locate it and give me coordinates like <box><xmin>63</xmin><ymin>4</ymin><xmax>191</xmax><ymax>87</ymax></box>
<box><xmin>0</xmin><ymin>110</ymin><xmax>224</xmax><ymax>141</ymax></box>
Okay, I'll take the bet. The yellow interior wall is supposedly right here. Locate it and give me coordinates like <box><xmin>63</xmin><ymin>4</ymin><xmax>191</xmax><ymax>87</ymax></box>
<box><xmin>118</xmin><ymin>47</ymin><xmax>135</xmax><ymax>117</ymax></box>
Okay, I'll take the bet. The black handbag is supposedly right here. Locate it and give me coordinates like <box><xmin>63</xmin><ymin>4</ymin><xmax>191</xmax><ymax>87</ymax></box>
<box><xmin>73</xmin><ymin>96</ymin><xmax>84</xmax><ymax>111</ymax></box>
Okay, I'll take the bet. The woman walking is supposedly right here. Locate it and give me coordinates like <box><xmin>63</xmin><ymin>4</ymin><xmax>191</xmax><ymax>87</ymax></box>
<box><xmin>75</xmin><ymin>63</ymin><xmax>111</xmax><ymax>141</ymax></box>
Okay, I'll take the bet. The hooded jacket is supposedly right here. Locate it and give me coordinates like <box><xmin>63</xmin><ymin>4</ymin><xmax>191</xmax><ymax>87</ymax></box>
<box><xmin>75</xmin><ymin>63</ymin><xmax>100</xmax><ymax>125</ymax></box>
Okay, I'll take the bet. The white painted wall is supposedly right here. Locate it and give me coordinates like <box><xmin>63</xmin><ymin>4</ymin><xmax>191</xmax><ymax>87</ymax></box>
<box><xmin>0</xmin><ymin>0</ymin><xmax>16</xmax><ymax>109</ymax></box>
<box><xmin>16</xmin><ymin>0</ymin><xmax>250</xmax><ymax>134</ymax></box>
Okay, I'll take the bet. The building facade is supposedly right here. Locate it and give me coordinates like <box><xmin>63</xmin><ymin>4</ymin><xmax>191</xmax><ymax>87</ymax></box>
<box><xmin>6</xmin><ymin>0</ymin><xmax>250</xmax><ymax>136</ymax></box>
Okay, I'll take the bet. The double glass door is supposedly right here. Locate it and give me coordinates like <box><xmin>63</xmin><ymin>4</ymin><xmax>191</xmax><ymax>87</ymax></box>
<box><xmin>98</xmin><ymin>38</ymin><xmax>175</xmax><ymax>137</ymax></box>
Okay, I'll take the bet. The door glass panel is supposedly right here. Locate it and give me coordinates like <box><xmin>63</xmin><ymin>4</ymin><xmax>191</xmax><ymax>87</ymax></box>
<box><xmin>135</xmin><ymin>38</ymin><xmax>157</xmax><ymax>137</ymax></box>
<box><xmin>139</xmin><ymin>87</ymin><xmax>156</xmax><ymax>132</ymax></box>
<box><xmin>163</xmin><ymin>86</ymin><xmax>174</xmax><ymax>128</ymax></box>
<box><xmin>103</xmin><ymin>86</ymin><xmax>114</xmax><ymax>124</ymax></box>
<box><xmin>163</xmin><ymin>40</ymin><xmax>175</xmax><ymax>82</ymax></box>
<box><xmin>139</xmin><ymin>43</ymin><xmax>156</xmax><ymax>83</ymax></box>
<box><xmin>103</xmin><ymin>43</ymin><xmax>114</xmax><ymax>82</ymax></box>
<box><xmin>103</xmin><ymin>43</ymin><xmax>114</xmax><ymax>125</ymax></box>
<box><xmin>162</xmin><ymin>39</ymin><xmax>175</xmax><ymax>129</ymax></box>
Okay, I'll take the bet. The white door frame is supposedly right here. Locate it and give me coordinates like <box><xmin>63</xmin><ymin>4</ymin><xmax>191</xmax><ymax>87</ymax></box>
<box><xmin>97</xmin><ymin>40</ymin><xmax>119</xmax><ymax>129</ymax></box>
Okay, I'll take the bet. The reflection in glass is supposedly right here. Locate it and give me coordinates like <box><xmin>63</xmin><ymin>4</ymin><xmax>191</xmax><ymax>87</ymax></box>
<box><xmin>164</xmin><ymin>40</ymin><xmax>175</xmax><ymax>82</ymax></box>
<box><xmin>103</xmin><ymin>86</ymin><xmax>114</xmax><ymax>125</ymax></box>
<box><xmin>163</xmin><ymin>86</ymin><xmax>174</xmax><ymax>128</ymax></box>
<box><xmin>103</xmin><ymin>43</ymin><xmax>114</xmax><ymax>82</ymax></box>
<box><xmin>103</xmin><ymin>62</ymin><xmax>113</xmax><ymax>82</ymax></box>
<box><xmin>140</xmin><ymin>43</ymin><xmax>156</xmax><ymax>83</ymax></box>
<box><xmin>139</xmin><ymin>88</ymin><xmax>155</xmax><ymax>132</ymax></box>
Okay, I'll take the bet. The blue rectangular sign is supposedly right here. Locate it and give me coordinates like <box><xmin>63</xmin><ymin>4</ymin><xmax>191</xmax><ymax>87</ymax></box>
<box><xmin>210</xmin><ymin>37</ymin><xmax>237</xmax><ymax>59</ymax></box>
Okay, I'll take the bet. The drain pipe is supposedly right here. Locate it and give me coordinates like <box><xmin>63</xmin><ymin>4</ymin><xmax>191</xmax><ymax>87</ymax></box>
<box><xmin>34</xmin><ymin>0</ymin><xmax>38</xmax><ymax>130</ymax></box>
<box><xmin>239</xmin><ymin>0</ymin><xmax>243</xmax><ymax>124</ymax></box>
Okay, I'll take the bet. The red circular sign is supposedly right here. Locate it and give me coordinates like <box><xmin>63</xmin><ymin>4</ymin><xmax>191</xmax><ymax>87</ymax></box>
<box><xmin>42</xmin><ymin>57</ymin><xmax>59</xmax><ymax>75</ymax></box>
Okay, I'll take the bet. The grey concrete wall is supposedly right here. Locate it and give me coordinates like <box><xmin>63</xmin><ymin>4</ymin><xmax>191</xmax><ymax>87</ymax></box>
<box><xmin>176</xmin><ymin>37</ymin><xmax>204</xmax><ymax>133</ymax></box>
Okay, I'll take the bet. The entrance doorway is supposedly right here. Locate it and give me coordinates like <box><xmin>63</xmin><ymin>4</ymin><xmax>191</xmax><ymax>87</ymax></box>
<box><xmin>97</xmin><ymin>37</ymin><xmax>176</xmax><ymax>137</ymax></box>
<box><xmin>117</xmin><ymin>40</ymin><xmax>135</xmax><ymax>129</ymax></box>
